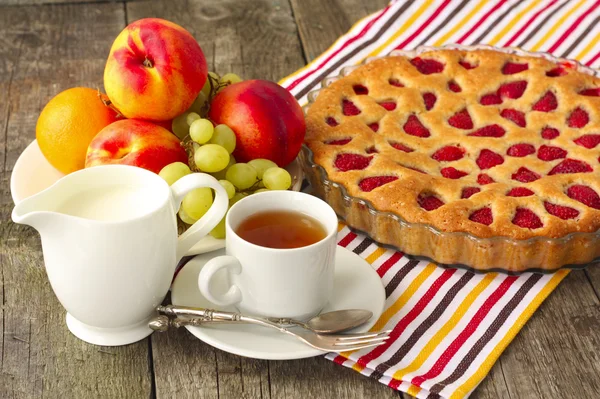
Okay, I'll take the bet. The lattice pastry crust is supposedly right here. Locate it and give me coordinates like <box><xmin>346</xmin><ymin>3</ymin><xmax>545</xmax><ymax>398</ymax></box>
<box><xmin>305</xmin><ymin>49</ymin><xmax>600</xmax><ymax>242</ymax></box>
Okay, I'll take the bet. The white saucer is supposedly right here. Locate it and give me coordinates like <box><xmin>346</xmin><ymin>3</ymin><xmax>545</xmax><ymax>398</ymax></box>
<box><xmin>170</xmin><ymin>246</ymin><xmax>386</xmax><ymax>360</ymax></box>
<box><xmin>10</xmin><ymin>140</ymin><xmax>305</xmax><ymax>255</ymax></box>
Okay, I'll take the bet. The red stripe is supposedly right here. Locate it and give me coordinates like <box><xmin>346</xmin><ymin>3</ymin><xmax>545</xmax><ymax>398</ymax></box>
<box><xmin>456</xmin><ymin>0</ymin><xmax>508</xmax><ymax>44</ymax></box>
<box><xmin>547</xmin><ymin>0</ymin><xmax>600</xmax><ymax>53</ymax></box>
<box><xmin>394</xmin><ymin>0</ymin><xmax>453</xmax><ymax>49</ymax></box>
<box><xmin>585</xmin><ymin>49</ymin><xmax>600</xmax><ymax>66</ymax></box>
<box><xmin>410</xmin><ymin>276</ymin><xmax>518</xmax><ymax>387</ymax></box>
<box><xmin>284</xmin><ymin>5</ymin><xmax>392</xmax><ymax>92</ymax></box>
<box><xmin>389</xmin><ymin>377</ymin><xmax>403</xmax><ymax>390</ymax></box>
<box><xmin>503</xmin><ymin>0</ymin><xmax>560</xmax><ymax>46</ymax></box>
<box><xmin>338</xmin><ymin>232</ymin><xmax>357</xmax><ymax>247</ymax></box>
<box><xmin>355</xmin><ymin>269</ymin><xmax>457</xmax><ymax>369</ymax></box>
<box><xmin>333</xmin><ymin>355</ymin><xmax>347</xmax><ymax>365</ymax></box>
<box><xmin>377</xmin><ymin>252</ymin><xmax>404</xmax><ymax>277</ymax></box>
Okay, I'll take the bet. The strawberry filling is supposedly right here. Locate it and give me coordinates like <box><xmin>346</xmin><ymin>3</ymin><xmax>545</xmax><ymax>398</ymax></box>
<box><xmin>476</xmin><ymin>149</ymin><xmax>504</xmax><ymax>170</ymax></box>
<box><xmin>418</xmin><ymin>194</ymin><xmax>444</xmax><ymax>211</ymax></box>
<box><xmin>334</xmin><ymin>153</ymin><xmax>372</xmax><ymax>171</ymax></box>
<box><xmin>404</xmin><ymin>115</ymin><xmax>431</xmax><ymax>137</ymax></box>
<box><xmin>502</xmin><ymin>62</ymin><xmax>529</xmax><ymax>75</ymax></box>
<box><xmin>512</xmin><ymin>208</ymin><xmax>543</xmax><ymax>229</ymax></box>
<box><xmin>448</xmin><ymin>109</ymin><xmax>473</xmax><ymax>129</ymax></box>
<box><xmin>468</xmin><ymin>124</ymin><xmax>506</xmax><ymax>137</ymax></box>
<box><xmin>389</xmin><ymin>142</ymin><xmax>413</xmax><ymax>152</ymax></box>
<box><xmin>507</xmin><ymin>143</ymin><xmax>535</xmax><ymax>157</ymax></box>
<box><xmin>422</xmin><ymin>92</ymin><xmax>437</xmax><ymax>110</ymax></box>
<box><xmin>441</xmin><ymin>167</ymin><xmax>467</xmax><ymax>179</ymax></box>
<box><xmin>574</xmin><ymin>134</ymin><xmax>600</xmax><ymax>149</ymax></box>
<box><xmin>469</xmin><ymin>207</ymin><xmax>493</xmax><ymax>225</ymax></box>
<box><xmin>432</xmin><ymin>145</ymin><xmax>465</xmax><ymax>161</ymax></box>
<box><xmin>512</xmin><ymin>167</ymin><xmax>540</xmax><ymax>183</ymax></box>
<box><xmin>411</xmin><ymin>57</ymin><xmax>444</xmax><ymax>74</ymax></box>
<box><xmin>544</xmin><ymin>202</ymin><xmax>579</xmax><ymax>220</ymax></box>
<box><xmin>567</xmin><ymin>185</ymin><xmax>600</xmax><ymax>209</ymax></box>
<box><xmin>342</xmin><ymin>99</ymin><xmax>361</xmax><ymax>116</ymax></box>
<box><xmin>507</xmin><ymin>187</ymin><xmax>534</xmax><ymax>197</ymax></box>
<box><xmin>461</xmin><ymin>187</ymin><xmax>481</xmax><ymax>199</ymax></box>
<box><xmin>548</xmin><ymin>159</ymin><xmax>592</xmax><ymax>175</ymax></box>
<box><xmin>567</xmin><ymin>107</ymin><xmax>589</xmax><ymax>128</ymax></box>
<box><xmin>359</xmin><ymin>176</ymin><xmax>398</xmax><ymax>192</ymax></box>
<box><xmin>532</xmin><ymin>91</ymin><xmax>557</xmax><ymax>112</ymax></box>
<box><xmin>500</xmin><ymin>108</ymin><xmax>526</xmax><ymax>127</ymax></box>
<box><xmin>537</xmin><ymin>145</ymin><xmax>567</xmax><ymax>161</ymax></box>
<box><xmin>353</xmin><ymin>85</ymin><xmax>369</xmax><ymax>95</ymax></box>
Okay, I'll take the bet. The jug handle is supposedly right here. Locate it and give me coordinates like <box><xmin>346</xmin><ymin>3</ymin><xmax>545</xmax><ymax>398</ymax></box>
<box><xmin>170</xmin><ymin>173</ymin><xmax>229</xmax><ymax>261</ymax></box>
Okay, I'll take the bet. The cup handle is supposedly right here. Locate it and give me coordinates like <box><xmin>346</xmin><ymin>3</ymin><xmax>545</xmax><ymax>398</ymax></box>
<box><xmin>198</xmin><ymin>255</ymin><xmax>242</xmax><ymax>306</ymax></box>
<box><xmin>170</xmin><ymin>173</ymin><xmax>229</xmax><ymax>260</ymax></box>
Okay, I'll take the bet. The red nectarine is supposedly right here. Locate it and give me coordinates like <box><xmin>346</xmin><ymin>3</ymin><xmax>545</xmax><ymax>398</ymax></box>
<box><xmin>208</xmin><ymin>80</ymin><xmax>305</xmax><ymax>167</ymax></box>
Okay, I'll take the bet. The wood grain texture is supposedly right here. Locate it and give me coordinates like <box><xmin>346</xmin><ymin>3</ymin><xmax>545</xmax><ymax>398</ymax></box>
<box><xmin>495</xmin><ymin>271</ymin><xmax>600</xmax><ymax>399</ymax></box>
<box><xmin>0</xmin><ymin>3</ymin><xmax>153</xmax><ymax>399</ymax></box>
<box><xmin>289</xmin><ymin>0</ymin><xmax>390</xmax><ymax>61</ymax></box>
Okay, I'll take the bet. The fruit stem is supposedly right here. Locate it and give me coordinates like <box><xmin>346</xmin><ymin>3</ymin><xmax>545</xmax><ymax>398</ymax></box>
<box><xmin>96</xmin><ymin>88</ymin><xmax>123</xmax><ymax>119</ymax></box>
<box><xmin>143</xmin><ymin>57</ymin><xmax>154</xmax><ymax>68</ymax></box>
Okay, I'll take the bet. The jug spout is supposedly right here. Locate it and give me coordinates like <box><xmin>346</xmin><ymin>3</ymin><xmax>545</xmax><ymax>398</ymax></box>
<box><xmin>12</xmin><ymin>188</ymin><xmax>64</xmax><ymax>232</ymax></box>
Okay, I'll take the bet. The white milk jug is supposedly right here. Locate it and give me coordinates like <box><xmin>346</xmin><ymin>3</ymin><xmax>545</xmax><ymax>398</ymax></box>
<box><xmin>12</xmin><ymin>165</ymin><xmax>228</xmax><ymax>346</ymax></box>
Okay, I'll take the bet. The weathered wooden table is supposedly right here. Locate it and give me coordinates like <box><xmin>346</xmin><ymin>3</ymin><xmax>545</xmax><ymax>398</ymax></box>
<box><xmin>1</xmin><ymin>1</ymin><xmax>599</xmax><ymax>398</ymax></box>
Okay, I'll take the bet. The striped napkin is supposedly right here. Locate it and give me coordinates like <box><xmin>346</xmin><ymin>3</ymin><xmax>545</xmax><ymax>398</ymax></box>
<box><xmin>279</xmin><ymin>1</ymin><xmax>600</xmax><ymax>397</ymax></box>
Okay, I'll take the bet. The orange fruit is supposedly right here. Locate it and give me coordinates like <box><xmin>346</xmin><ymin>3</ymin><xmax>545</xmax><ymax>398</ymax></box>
<box><xmin>36</xmin><ymin>87</ymin><xmax>120</xmax><ymax>174</ymax></box>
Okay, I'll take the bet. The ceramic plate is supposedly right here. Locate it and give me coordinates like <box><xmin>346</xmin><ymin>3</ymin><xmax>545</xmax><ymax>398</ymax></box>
<box><xmin>10</xmin><ymin>140</ymin><xmax>304</xmax><ymax>255</ymax></box>
<box><xmin>170</xmin><ymin>246</ymin><xmax>386</xmax><ymax>360</ymax></box>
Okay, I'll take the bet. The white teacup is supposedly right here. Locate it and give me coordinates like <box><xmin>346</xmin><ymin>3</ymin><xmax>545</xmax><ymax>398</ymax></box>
<box><xmin>12</xmin><ymin>165</ymin><xmax>228</xmax><ymax>346</ymax></box>
<box><xmin>198</xmin><ymin>191</ymin><xmax>338</xmax><ymax>320</ymax></box>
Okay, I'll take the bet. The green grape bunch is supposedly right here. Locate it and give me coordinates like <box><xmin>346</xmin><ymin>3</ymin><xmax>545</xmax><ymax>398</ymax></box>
<box><xmin>159</xmin><ymin>70</ymin><xmax>294</xmax><ymax>239</ymax></box>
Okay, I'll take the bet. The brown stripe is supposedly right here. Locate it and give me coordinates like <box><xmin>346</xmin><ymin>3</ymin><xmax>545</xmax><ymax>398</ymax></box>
<box><xmin>353</xmin><ymin>237</ymin><xmax>374</xmax><ymax>255</ymax></box>
<box><xmin>516</xmin><ymin>0</ymin><xmax>570</xmax><ymax>47</ymax></box>
<box><xmin>559</xmin><ymin>12</ymin><xmax>600</xmax><ymax>57</ymax></box>
<box><xmin>369</xmin><ymin>272</ymin><xmax>475</xmax><ymax>380</ymax></box>
<box><xmin>385</xmin><ymin>259</ymin><xmax>420</xmax><ymax>298</ymax></box>
<box><xmin>417</xmin><ymin>0</ymin><xmax>472</xmax><ymax>45</ymax></box>
<box><xmin>294</xmin><ymin>0</ymin><xmax>416</xmax><ymax>101</ymax></box>
<box><xmin>470</xmin><ymin>0</ymin><xmax>523</xmax><ymax>44</ymax></box>
<box><xmin>428</xmin><ymin>273</ymin><xmax>543</xmax><ymax>395</ymax></box>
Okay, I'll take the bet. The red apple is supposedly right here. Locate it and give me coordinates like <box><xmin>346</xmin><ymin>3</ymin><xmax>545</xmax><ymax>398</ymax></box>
<box><xmin>208</xmin><ymin>80</ymin><xmax>305</xmax><ymax>167</ymax></box>
<box><xmin>85</xmin><ymin>119</ymin><xmax>188</xmax><ymax>173</ymax></box>
<box><xmin>104</xmin><ymin>18</ymin><xmax>207</xmax><ymax>121</ymax></box>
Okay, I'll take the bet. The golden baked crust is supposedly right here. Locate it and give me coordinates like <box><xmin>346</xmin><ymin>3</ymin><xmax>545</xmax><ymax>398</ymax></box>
<box><xmin>305</xmin><ymin>49</ymin><xmax>600</xmax><ymax>241</ymax></box>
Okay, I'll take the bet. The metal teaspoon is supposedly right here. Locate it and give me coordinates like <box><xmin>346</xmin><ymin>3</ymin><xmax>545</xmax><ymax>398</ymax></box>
<box><xmin>157</xmin><ymin>305</ymin><xmax>373</xmax><ymax>334</ymax></box>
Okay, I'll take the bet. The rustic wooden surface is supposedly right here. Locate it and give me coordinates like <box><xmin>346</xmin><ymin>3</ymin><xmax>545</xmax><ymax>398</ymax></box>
<box><xmin>0</xmin><ymin>1</ymin><xmax>598</xmax><ymax>398</ymax></box>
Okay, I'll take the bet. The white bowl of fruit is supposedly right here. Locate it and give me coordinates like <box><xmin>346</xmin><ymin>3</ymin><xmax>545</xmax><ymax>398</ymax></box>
<box><xmin>11</xmin><ymin>18</ymin><xmax>306</xmax><ymax>254</ymax></box>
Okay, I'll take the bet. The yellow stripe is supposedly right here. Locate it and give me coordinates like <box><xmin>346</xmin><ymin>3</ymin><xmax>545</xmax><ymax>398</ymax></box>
<box><xmin>337</xmin><ymin>222</ymin><xmax>346</xmax><ymax>232</ymax></box>
<box><xmin>391</xmin><ymin>272</ymin><xmax>497</xmax><ymax>381</ymax></box>
<box><xmin>488</xmin><ymin>0</ymin><xmax>542</xmax><ymax>45</ymax></box>
<box><xmin>433</xmin><ymin>0</ymin><xmax>488</xmax><ymax>46</ymax></box>
<box><xmin>530</xmin><ymin>0</ymin><xmax>586</xmax><ymax>51</ymax></box>
<box><xmin>277</xmin><ymin>9</ymin><xmax>382</xmax><ymax>85</ymax></box>
<box><xmin>366</xmin><ymin>247</ymin><xmax>387</xmax><ymax>264</ymax></box>
<box><xmin>346</xmin><ymin>263</ymin><xmax>437</xmax><ymax>371</ymax></box>
<box><xmin>574</xmin><ymin>31</ymin><xmax>600</xmax><ymax>60</ymax></box>
<box><xmin>450</xmin><ymin>270</ymin><xmax>569</xmax><ymax>399</ymax></box>
<box><xmin>366</xmin><ymin>0</ymin><xmax>434</xmax><ymax>59</ymax></box>
<box><xmin>407</xmin><ymin>384</ymin><xmax>421</xmax><ymax>396</ymax></box>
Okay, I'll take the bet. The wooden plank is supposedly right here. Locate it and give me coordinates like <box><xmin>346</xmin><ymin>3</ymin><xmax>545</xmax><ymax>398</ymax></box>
<box><xmin>289</xmin><ymin>0</ymin><xmax>389</xmax><ymax>61</ymax></box>
<box><xmin>269</xmin><ymin>357</ymin><xmax>398</xmax><ymax>398</ymax></box>
<box><xmin>1</xmin><ymin>2</ymin><xmax>125</xmax><ymax>172</ymax></box>
<box><xmin>0</xmin><ymin>3</ymin><xmax>153</xmax><ymax>398</ymax></box>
